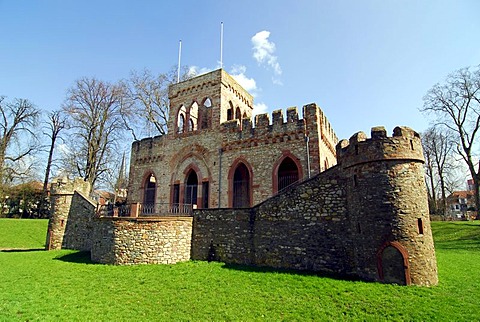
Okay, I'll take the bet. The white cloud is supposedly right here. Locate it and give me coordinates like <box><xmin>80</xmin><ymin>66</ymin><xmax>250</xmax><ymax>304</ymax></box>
<box><xmin>187</xmin><ymin>66</ymin><xmax>212</xmax><ymax>77</ymax></box>
<box><xmin>230</xmin><ymin>65</ymin><xmax>258</xmax><ymax>94</ymax></box>
<box><xmin>251</xmin><ymin>30</ymin><xmax>282</xmax><ymax>77</ymax></box>
<box><xmin>253</xmin><ymin>102</ymin><xmax>268</xmax><ymax>116</ymax></box>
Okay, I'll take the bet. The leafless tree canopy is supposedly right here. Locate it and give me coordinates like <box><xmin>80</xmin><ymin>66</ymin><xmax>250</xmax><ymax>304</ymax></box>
<box><xmin>62</xmin><ymin>78</ymin><xmax>130</xmax><ymax>191</ymax></box>
<box><xmin>125</xmin><ymin>66</ymin><xmax>195</xmax><ymax>138</ymax></box>
<box><xmin>422</xmin><ymin>127</ymin><xmax>459</xmax><ymax>216</ymax></box>
<box><xmin>0</xmin><ymin>96</ymin><xmax>40</xmax><ymax>187</ymax></box>
<box><xmin>422</xmin><ymin>65</ymin><xmax>480</xmax><ymax>218</ymax></box>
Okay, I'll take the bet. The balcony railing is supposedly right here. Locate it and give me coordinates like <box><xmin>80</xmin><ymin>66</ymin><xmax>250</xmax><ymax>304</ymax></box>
<box><xmin>97</xmin><ymin>203</ymin><xmax>194</xmax><ymax>218</ymax></box>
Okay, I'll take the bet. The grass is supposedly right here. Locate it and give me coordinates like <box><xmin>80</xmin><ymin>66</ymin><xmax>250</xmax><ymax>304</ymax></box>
<box><xmin>0</xmin><ymin>218</ymin><xmax>479</xmax><ymax>321</ymax></box>
<box><xmin>0</xmin><ymin>218</ymin><xmax>47</xmax><ymax>249</ymax></box>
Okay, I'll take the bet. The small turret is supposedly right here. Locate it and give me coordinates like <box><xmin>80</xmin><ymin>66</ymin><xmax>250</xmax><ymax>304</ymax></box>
<box><xmin>338</xmin><ymin>126</ymin><xmax>437</xmax><ymax>286</ymax></box>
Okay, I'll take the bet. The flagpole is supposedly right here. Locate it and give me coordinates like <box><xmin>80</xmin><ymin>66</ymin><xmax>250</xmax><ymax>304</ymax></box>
<box><xmin>220</xmin><ymin>22</ymin><xmax>224</xmax><ymax>69</ymax></box>
<box><xmin>177</xmin><ymin>40</ymin><xmax>182</xmax><ymax>83</ymax></box>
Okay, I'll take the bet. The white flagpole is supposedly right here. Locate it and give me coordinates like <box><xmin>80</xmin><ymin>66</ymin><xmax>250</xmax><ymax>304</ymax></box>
<box><xmin>177</xmin><ymin>40</ymin><xmax>182</xmax><ymax>83</ymax></box>
<box><xmin>220</xmin><ymin>22</ymin><xmax>224</xmax><ymax>69</ymax></box>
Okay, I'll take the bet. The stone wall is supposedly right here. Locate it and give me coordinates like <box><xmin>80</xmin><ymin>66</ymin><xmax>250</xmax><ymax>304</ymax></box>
<box><xmin>61</xmin><ymin>191</ymin><xmax>96</xmax><ymax>251</ymax></box>
<box><xmin>191</xmin><ymin>208</ymin><xmax>254</xmax><ymax>265</ymax></box>
<box><xmin>191</xmin><ymin>169</ymin><xmax>352</xmax><ymax>275</ymax></box>
<box><xmin>91</xmin><ymin>217</ymin><xmax>192</xmax><ymax>265</ymax></box>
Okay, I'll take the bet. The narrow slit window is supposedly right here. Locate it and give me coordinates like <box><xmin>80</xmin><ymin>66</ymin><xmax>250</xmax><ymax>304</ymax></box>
<box><xmin>353</xmin><ymin>175</ymin><xmax>358</xmax><ymax>187</ymax></box>
<box><xmin>417</xmin><ymin>218</ymin><xmax>424</xmax><ymax>235</ymax></box>
<box><xmin>410</xmin><ymin>139</ymin><xmax>414</xmax><ymax>150</ymax></box>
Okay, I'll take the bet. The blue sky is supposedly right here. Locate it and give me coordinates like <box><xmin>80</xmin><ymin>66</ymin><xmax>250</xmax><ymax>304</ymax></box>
<box><xmin>1</xmin><ymin>0</ymin><xmax>479</xmax><ymax>141</ymax></box>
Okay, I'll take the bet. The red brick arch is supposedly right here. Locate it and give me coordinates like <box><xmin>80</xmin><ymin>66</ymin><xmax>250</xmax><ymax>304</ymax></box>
<box><xmin>377</xmin><ymin>241</ymin><xmax>411</xmax><ymax>285</ymax></box>
<box><xmin>227</xmin><ymin>157</ymin><xmax>254</xmax><ymax>208</ymax></box>
<box><xmin>272</xmin><ymin>152</ymin><xmax>303</xmax><ymax>194</ymax></box>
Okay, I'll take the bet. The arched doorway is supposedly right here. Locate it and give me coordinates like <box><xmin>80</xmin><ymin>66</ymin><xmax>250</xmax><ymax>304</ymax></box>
<box><xmin>184</xmin><ymin>170</ymin><xmax>198</xmax><ymax>206</ymax></box>
<box><xmin>378</xmin><ymin>242</ymin><xmax>410</xmax><ymax>285</ymax></box>
<box><xmin>143</xmin><ymin>173</ymin><xmax>156</xmax><ymax>213</ymax></box>
<box><xmin>277</xmin><ymin>157</ymin><xmax>299</xmax><ymax>191</ymax></box>
<box><xmin>233</xmin><ymin>163</ymin><xmax>250</xmax><ymax>208</ymax></box>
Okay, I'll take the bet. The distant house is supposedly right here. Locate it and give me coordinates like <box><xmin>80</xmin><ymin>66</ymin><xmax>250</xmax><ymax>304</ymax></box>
<box><xmin>446</xmin><ymin>190</ymin><xmax>476</xmax><ymax>219</ymax></box>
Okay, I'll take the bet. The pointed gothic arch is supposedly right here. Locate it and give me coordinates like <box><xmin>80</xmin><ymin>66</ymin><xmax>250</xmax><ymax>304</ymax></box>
<box><xmin>177</xmin><ymin>105</ymin><xmax>187</xmax><ymax>133</ymax></box>
<box><xmin>227</xmin><ymin>101</ymin><xmax>234</xmax><ymax>121</ymax></box>
<box><xmin>228</xmin><ymin>159</ymin><xmax>253</xmax><ymax>208</ymax></box>
<box><xmin>272</xmin><ymin>152</ymin><xmax>303</xmax><ymax>194</ymax></box>
<box><xmin>184</xmin><ymin>169</ymin><xmax>199</xmax><ymax>206</ymax></box>
<box><xmin>189</xmin><ymin>102</ymin><xmax>199</xmax><ymax>131</ymax></box>
<box><xmin>142</xmin><ymin>172</ymin><xmax>157</xmax><ymax>214</ymax></box>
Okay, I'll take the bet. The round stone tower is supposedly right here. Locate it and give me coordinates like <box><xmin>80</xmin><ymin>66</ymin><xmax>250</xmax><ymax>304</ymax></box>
<box><xmin>336</xmin><ymin>126</ymin><xmax>438</xmax><ymax>286</ymax></box>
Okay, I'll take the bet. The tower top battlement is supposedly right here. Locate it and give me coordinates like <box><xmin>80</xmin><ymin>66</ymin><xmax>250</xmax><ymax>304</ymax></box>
<box><xmin>336</xmin><ymin>126</ymin><xmax>424</xmax><ymax>168</ymax></box>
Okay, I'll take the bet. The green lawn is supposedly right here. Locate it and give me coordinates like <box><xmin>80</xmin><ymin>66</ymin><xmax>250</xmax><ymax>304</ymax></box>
<box><xmin>0</xmin><ymin>219</ymin><xmax>479</xmax><ymax>321</ymax></box>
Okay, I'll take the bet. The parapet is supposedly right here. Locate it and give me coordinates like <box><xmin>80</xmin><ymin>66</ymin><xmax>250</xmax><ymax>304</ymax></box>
<box><xmin>336</xmin><ymin>126</ymin><xmax>424</xmax><ymax>168</ymax></box>
<box><xmin>50</xmin><ymin>177</ymin><xmax>91</xmax><ymax>196</ymax></box>
<box><xmin>132</xmin><ymin>135</ymin><xmax>165</xmax><ymax>152</ymax></box>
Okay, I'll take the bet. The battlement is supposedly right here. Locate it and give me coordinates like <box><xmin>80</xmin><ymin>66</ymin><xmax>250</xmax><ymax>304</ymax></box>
<box><xmin>50</xmin><ymin>177</ymin><xmax>90</xmax><ymax>196</ymax></box>
<box><xmin>220</xmin><ymin>104</ymin><xmax>338</xmax><ymax>142</ymax></box>
<box><xmin>336</xmin><ymin>126</ymin><xmax>424</xmax><ymax>168</ymax></box>
<box><xmin>132</xmin><ymin>135</ymin><xmax>165</xmax><ymax>152</ymax></box>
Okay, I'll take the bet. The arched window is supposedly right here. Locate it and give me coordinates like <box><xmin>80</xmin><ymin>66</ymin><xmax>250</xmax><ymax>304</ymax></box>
<box><xmin>235</xmin><ymin>107</ymin><xmax>242</xmax><ymax>120</ymax></box>
<box><xmin>277</xmin><ymin>157</ymin><xmax>299</xmax><ymax>191</ymax></box>
<box><xmin>227</xmin><ymin>101</ymin><xmax>234</xmax><ymax>121</ymax></box>
<box><xmin>177</xmin><ymin>105</ymin><xmax>187</xmax><ymax>133</ymax></box>
<box><xmin>200</xmin><ymin>98</ymin><xmax>212</xmax><ymax>129</ymax></box>
<box><xmin>184</xmin><ymin>170</ymin><xmax>198</xmax><ymax>206</ymax></box>
<box><xmin>143</xmin><ymin>173</ymin><xmax>156</xmax><ymax>213</ymax></box>
<box><xmin>232</xmin><ymin>163</ymin><xmax>251</xmax><ymax>208</ymax></box>
<box><xmin>189</xmin><ymin>102</ymin><xmax>198</xmax><ymax>131</ymax></box>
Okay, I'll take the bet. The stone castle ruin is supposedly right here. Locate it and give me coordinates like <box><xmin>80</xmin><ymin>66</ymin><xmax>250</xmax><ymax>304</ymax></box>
<box><xmin>46</xmin><ymin>69</ymin><xmax>438</xmax><ymax>286</ymax></box>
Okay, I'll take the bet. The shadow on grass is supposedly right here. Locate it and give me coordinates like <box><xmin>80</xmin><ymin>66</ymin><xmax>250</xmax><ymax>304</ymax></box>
<box><xmin>0</xmin><ymin>248</ymin><xmax>45</xmax><ymax>253</ymax></box>
<box><xmin>220</xmin><ymin>262</ymin><xmax>363</xmax><ymax>283</ymax></box>
<box><xmin>54</xmin><ymin>251</ymin><xmax>95</xmax><ymax>264</ymax></box>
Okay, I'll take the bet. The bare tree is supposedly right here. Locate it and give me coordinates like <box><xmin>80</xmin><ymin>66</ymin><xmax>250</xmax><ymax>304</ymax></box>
<box><xmin>62</xmin><ymin>78</ymin><xmax>130</xmax><ymax>192</ymax></box>
<box><xmin>422</xmin><ymin>127</ymin><xmax>455</xmax><ymax>217</ymax></box>
<box><xmin>125</xmin><ymin>66</ymin><xmax>194</xmax><ymax>138</ymax></box>
<box><xmin>0</xmin><ymin>96</ymin><xmax>40</xmax><ymax>190</ymax></box>
<box><xmin>42</xmin><ymin>110</ymin><xmax>67</xmax><ymax>194</ymax></box>
<box><xmin>422</xmin><ymin>65</ymin><xmax>480</xmax><ymax>219</ymax></box>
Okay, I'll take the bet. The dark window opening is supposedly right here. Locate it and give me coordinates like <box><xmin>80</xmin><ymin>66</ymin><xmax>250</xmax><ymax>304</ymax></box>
<box><xmin>417</xmin><ymin>218</ymin><xmax>424</xmax><ymax>235</ymax></box>
<box><xmin>233</xmin><ymin>163</ymin><xmax>250</xmax><ymax>208</ymax></box>
<box><xmin>353</xmin><ymin>175</ymin><xmax>358</xmax><ymax>187</ymax></box>
<box><xmin>144</xmin><ymin>175</ymin><xmax>156</xmax><ymax>206</ymax></box>
<box><xmin>235</xmin><ymin>107</ymin><xmax>242</xmax><ymax>120</ymax></box>
<box><xmin>277</xmin><ymin>157</ymin><xmax>299</xmax><ymax>191</ymax></box>
<box><xmin>184</xmin><ymin>171</ymin><xmax>198</xmax><ymax>206</ymax></box>
<box><xmin>202</xmin><ymin>181</ymin><xmax>209</xmax><ymax>208</ymax></box>
<box><xmin>227</xmin><ymin>108</ymin><xmax>233</xmax><ymax>121</ymax></box>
